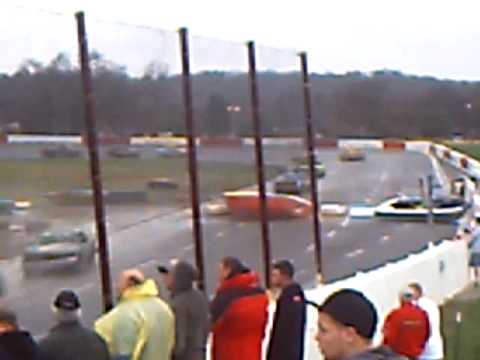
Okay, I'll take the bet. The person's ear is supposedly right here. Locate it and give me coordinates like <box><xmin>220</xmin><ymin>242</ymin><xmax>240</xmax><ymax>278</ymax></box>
<box><xmin>342</xmin><ymin>326</ymin><xmax>358</xmax><ymax>344</ymax></box>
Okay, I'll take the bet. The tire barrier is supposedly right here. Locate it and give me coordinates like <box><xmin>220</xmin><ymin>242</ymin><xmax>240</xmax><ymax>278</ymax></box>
<box><xmin>147</xmin><ymin>178</ymin><xmax>179</xmax><ymax>190</ymax></box>
<box><xmin>313</xmin><ymin>138</ymin><xmax>337</xmax><ymax>148</ymax></box>
<box><xmin>46</xmin><ymin>189</ymin><xmax>149</xmax><ymax>206</ymax></box>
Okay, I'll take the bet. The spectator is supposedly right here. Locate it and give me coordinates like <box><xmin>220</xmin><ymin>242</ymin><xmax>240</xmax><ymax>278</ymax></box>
<box><xmin>0</xmin><ymin>308</ymin><xmax>42</xmax><ymax>360</ymax></box>
<box><xmin>210</xmin><ymin>257</ymin><xmax>268</xmax><ymax>360</ymax></box>
<box><xmin>38</xmin><ymin>289</ymin><xmax>110</xmax><ymax>360</ymax></box>
<box><xmin>157</xmin><ymin>260</ymin><xmax>209</xmax><ymax>360</ymax></box>
<box><xmin>267</xmin><ymin>260</ymin><xmax>306</xmax><ymax>360</ymax></box>
<box><xmin>314</xmin><ymin>288</ymin><xmax>406</xmax><ymax>360</ymax></box>
<box><xmin>468</xmin><ymin>228</ymin><xmax>480</xmax><ymax>286</ymax></box>
<box><xmin>95</xmin><ymin>269</ymin><xmax>174</xmax><ymax>360</ymax></box>
<box><xmin>408</xmin><ymin>283</ymin><xmax>444</xmax><ymax>360</ymax></box>
<box><xmin>383</xmin><ymin>288</ymin><xmax>430</xmax><ymax>359</ymax></box>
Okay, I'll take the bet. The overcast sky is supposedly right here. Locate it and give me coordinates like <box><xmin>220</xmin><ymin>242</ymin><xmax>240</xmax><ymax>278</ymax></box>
<box><xmin>3</xmin><ymin>0</ymin><xmax>480</xmax><ymax>80</ymax></box>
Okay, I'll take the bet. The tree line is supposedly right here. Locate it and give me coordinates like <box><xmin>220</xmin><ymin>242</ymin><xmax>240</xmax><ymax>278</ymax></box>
<box><xmin>0</xmin><ymin>52</ymin><xmax>478</xmax><ymax>138</ymax></box>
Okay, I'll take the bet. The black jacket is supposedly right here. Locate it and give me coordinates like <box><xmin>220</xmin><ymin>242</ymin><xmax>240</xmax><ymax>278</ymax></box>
<box><xmin>170</xmin><ymin>262</ymin><xmax>210</xmax><ymax>360</ymax></box>
<box><xmin>267</xmin><ymin>283</ymin><xmax>306</xmax><ymax>360</ymax></box>
<box><xmin>38</xmin><ymin>321</ymin><xmax>110</xmax><ymax>360</ymax></box>
<box><xmin>0</xmin><ymin>330</ymin><xmax>42</xmax><ymax>360</ymax></box>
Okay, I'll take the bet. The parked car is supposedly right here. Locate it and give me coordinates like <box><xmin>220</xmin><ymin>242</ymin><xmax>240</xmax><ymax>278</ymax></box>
<box><xmin>22</xmin><ymin>230</ymin><xmax>95</xmax><ymax>275</ymax></box>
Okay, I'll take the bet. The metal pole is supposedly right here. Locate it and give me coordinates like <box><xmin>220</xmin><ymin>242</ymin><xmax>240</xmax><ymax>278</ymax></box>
<box><xmin>247</xmin><ymin>41</ymin><xmax>271</xmax><ymax>288</ymax></box>
<box><xmin>299</xmin><ymin>52</ymin><xmax>323</xmax><ymax>281</ymax></box>
<box><xmin>179</xmin><ymin>28</ymin><xmax>206</xmax><ymax>292</ymax></box>
<box><xmin>75</xmin><ymin>11</ymin><xmax>113</xmax><ymax>311</ymax></box>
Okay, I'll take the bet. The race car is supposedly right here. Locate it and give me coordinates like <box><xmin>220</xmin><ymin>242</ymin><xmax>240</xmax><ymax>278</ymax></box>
<box><xmin>107</xmin><ymin>146</ymin><xmax>140</xmax><ymax>158</ymax></box>
<box><xmin>338</xmin><ymin>147</ymin><xmax>366</xmax><ymax>161</ymax></box>
<box><xmin>375</xmin><ymin>195</ymin><xmax>467</xmax><ymax>222</ymax></box>
<box><xmin>41</xmin><ymin>144</ymin><xmax>82</xmax><ymax>159</ymax></box>
<box><xmin>156</xmin><ymin>146</ymin><xmax>186</xmax><ymax>158</ymax></box>
<box><xmin>22</xmin><ymin>230</ymin><xmax>95</xmax><ymax>275</ymax></box>
<box><xmin>293</xmin><ymin>162</ymin><xmax>326</xmax><ymax>179</ymax></box>
<box><xmin>274</xmin><ymin>172</ymin><xmax>308</xmax><ymax>195</ymax></box>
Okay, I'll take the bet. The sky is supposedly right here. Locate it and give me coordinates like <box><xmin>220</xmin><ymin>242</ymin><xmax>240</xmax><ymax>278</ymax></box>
<box><xmin>2</xmin><ymin>0</ymin><xmax>480</xmax><ymax>80</ymax></box>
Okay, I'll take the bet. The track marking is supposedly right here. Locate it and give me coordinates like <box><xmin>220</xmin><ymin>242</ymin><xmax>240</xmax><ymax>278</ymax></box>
<box><xmin>327</xmin><ymin>230</ymin><xmax>337</xmax><ymax>239</ymax></box>
<box><xmin>345</xmin><ymin>248</ymin><xmax>364</xmax><ymax>258</ymax></box>
<box><xmin>305</xmin><ymin>244</ymin><xmax>315</xmax><ymax>253</ymax></box>
<box><xmin>341</xmin><ymin>217</ymin><xmax>350</xmax><ymax>227</ymax></box>
<box><xmin>183</xmin><ymin>244</ymin><xmax>194</xmax><ymax>252</ymax></box>
<box><xmin>216</xmin><ymin>231</ymin><xmax>226</xmax><ymax>238</ymax></box>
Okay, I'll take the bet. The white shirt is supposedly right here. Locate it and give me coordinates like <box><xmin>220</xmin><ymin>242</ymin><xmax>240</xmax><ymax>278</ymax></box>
<box><xmin>417</xmin><ymin>297</ymin><xmax>444</xmax><ymax>359</ymax></box>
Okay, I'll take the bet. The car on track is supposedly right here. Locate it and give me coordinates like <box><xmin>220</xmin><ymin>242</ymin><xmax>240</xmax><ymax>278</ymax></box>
<box><xmin>22</xmin><ymin>230</ymin><xmax>95</xmax><ymax>275</ymax></box>
<box><xmin>338</xmin><ymin>147</ymin><xmax>365</xmax><ymax>161</ymax></box>
<box><xmin>375</xmin><ymin>195</ymin><xmax>467</xmax><ymax>222</ymax></box>
<box><xmin>156</xmin><ymin>145</ymin><xmax>186</xmax><ymax>158</ymax></box>
<box><xmin>274</xmin><ymin>172</ymin><xmax>308</xmax><ymax>195</ymax></box>
<box><xmin>41</xmin><ymin>144</ymin><xmax>82</xmax><ymax>159</ymax></box>
<box><xmin>293</xmin><ymin>162</ymin><xmax>326</xmax><ymax>179</ymax></box>
<box><xmin>107</xmin><ymin>146</ymin><xmax>140</xmax><ymax>158</ymax></box>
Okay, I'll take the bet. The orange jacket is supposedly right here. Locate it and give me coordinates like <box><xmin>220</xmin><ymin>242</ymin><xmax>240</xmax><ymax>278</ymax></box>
<box><xmin>210</xmin><ymin>272</ymin><xmax>268</xmax><ymax>360</ymax></box>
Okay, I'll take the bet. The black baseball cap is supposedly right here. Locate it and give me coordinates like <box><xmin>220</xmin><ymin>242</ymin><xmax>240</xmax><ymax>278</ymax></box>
<box><xmin>318</xmin><ymin>289</ymin><xmax>378</xmax><ymax>340</ymax></box>
<box><xmin>53</xmin><ymin>290</ymin><xmax>81</xmax><ymax>311</ymax></box>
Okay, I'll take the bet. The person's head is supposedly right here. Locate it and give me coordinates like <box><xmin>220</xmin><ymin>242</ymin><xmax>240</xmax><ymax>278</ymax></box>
<box><xmin>315</xmin><ymin>289</ymin><xmax>378</xmax><ymax>360</ymax></box>
<box><xmin>408</xmin><ymin>282</ymin><xmax>423</xmax><ymax>301</ymax></box>
<box><xmin>271</xmin><ymin>260</ymin><xmax>295</xmax><ymax>288</ymax></box>
<box><xmin>157</xmin><ymin>259</ymin><xmax>178</xmax><ymax>292</ymax></box>
<box><xmin>158</xmin><ymin>260</ymin><xmax>196</xmax><ymax>294</ymax></box>
<box><xmin>399</xmin><ymin>287</ymin><xmax>415</xmax><ymax>305</ymax></box>
<box><xmin>118</xmin><ymin>269</ymin><xmax>145</xmax><ymax>295</ymax></box>
<box><xmin>218</xmin><ymin>257</ymin><xmax>248</xmax><ymax>282</ymax></box>
<box><xmin>52</xmin><ymin>289</ymin><xmax>82</xmax><ymax>324</ymax></box>
<box><xmin>0</xmin><ymin>308</ymin><xmax>18</xmax><ymax>333</ymax></box>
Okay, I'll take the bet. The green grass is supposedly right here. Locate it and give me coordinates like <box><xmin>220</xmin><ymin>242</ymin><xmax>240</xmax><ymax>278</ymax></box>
<box><xmin>442</xmin><ymin>297</ymin><xmax>480</xmax><ymax>359</ymax></box>
<box><xmin>444</xmin><ymin>142</ymin><xmax>480</xmax><ymax>160</ymax></box>
<box><xmin>0</xmin><ymin>158</ymin><xmax>278</xmax><ymax>205</ymax></box>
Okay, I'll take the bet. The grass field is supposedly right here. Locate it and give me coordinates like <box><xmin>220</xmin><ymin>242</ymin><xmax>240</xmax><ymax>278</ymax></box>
<box><xmin>444</xmin><ymin>142</ymin><xmax>480</xmax><ymax>160</ymax></box>
<box><xmin>0</xmin><ymin>158</ymin><xmax>279</xmax><ymax>205</ymax></box>
<box><xmin>442</xmin><ymin>295</ymin><xmax>480</xmax><ymax>359</ymax></box>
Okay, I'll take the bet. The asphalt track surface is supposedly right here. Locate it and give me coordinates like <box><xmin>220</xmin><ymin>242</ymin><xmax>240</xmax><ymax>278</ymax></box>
<box><xmin>0</xmin><ymin>145</ymin><xmax>459</xmax><ymax>335</ymax></box>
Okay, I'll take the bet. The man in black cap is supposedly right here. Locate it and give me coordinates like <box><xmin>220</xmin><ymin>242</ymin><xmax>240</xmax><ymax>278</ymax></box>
<box><xmin>314</xmin><ymin>289</ymin><xmax>406</xmax><ymax>360</ymax></box>
<box><xmin>38</xmin><ymin>289</ymin><xmax>110</xmax><ymax>360</ymax></box>
<box><xmin>0</xmin><ymin>308</ymin><xmax>42</xmax><ymax>360</ymax></box>
<box><xmin>267</xmin><ymin>260</ymin><xmax>306</xmax><ymax>360</ymax></box>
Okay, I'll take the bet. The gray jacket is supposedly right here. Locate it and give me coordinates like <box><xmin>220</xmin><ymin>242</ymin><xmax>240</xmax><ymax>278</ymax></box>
<box><xmin>170</xmin><ymin>261</ymin><xmax>210</xmax><ymax>360</ymax></box>
<box><xmin>346</xmin><ymin>346</ymin><xmax>407</xmax><ymax>360</ymax></box>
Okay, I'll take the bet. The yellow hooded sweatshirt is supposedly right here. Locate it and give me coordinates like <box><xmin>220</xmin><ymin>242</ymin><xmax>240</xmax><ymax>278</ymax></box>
<box><xmin>95</xmin><ymin>279</ymin><xmax>174</xmax><ymax>360</ymax></box>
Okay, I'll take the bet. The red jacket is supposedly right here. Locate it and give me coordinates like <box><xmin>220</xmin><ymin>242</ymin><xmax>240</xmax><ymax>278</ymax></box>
<box><xmin>210</xmin><ymin>272</ymin><xmax>268</xmax><ymax>360</ymax></box>
<box><xmin>383</xmin><ymin>302</ymin><xmax>430</xmax><ymax>358</ymax></box>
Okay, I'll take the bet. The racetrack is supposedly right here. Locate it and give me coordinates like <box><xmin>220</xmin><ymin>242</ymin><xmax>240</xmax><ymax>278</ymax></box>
<box><xmin>0</xmin><ymin>146</ymin><xmax>460</xmax><ymax>335</ymax></box>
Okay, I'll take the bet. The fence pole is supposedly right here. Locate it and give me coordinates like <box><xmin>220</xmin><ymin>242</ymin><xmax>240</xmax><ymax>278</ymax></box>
<box><xmin>179</xmin><ymin>27</ymin><xmax>206</xmax><ymax>291</ymax></box>
<box><xmin>299</xmin><ymin>52</ymin><xmax>323</xmax><ymax>281</ymax></box>
<box><xmin>75</xmin><ymin>11</ymin><xmax>113</xmax><ymax>311</ymax></box>
<box><xmin>247</xmin><ymin>41</ymin><xmax>272</xmax><ymax>288</ymax></box>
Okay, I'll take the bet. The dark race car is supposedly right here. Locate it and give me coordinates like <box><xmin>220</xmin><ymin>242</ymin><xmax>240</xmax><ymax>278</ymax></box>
<box><xmin>22</xmin><ymin>230</ymin><xmax>95</xmax><ymax>275</ymax></box>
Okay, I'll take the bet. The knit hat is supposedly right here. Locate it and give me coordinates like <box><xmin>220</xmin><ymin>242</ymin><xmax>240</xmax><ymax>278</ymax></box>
<box><xmin>53</xmin><ymin>290</ymin><xmax>81</xmax><ymax>311</ymax></box>
<box><xmin>319</xmin><ymin>289</ymin><xmax>378</xmax><ymax>339</ymax></box>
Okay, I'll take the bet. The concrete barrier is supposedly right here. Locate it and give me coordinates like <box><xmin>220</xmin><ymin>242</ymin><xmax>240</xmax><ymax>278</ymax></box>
<box><xmin>8</xmin><ymin>134</ymin><xmax>82</xmax><ymax>144</ymax></box>
<box><xmin>383</xmin><ymin>139</ymin><xmax>406</xmax><ymax>151</ymax></box>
